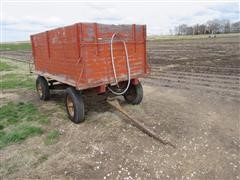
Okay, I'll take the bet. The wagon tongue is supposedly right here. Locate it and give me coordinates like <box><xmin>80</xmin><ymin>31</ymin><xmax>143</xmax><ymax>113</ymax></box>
<box><xmin>106</xmin><ymin>98</ymin><xmax>176</xmax><ymax>148</ymax></box>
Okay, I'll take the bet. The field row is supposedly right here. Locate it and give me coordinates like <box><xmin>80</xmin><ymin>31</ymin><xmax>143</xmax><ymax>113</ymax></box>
<box><xmin>145</xmin><ymin>68</ymin><xmax>240</xmax><ymax>99</ymax></box>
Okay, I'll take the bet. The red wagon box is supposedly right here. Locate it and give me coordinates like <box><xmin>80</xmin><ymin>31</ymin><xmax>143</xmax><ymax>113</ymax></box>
<box><xmin>31</xmin><ymin>22</ymin><xmax>150</xmax><ymax>123</ymax></box>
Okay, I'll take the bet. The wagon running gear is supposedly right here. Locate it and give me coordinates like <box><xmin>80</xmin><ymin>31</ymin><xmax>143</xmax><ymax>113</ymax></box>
<box><xmin>65</xmin><ymin>87</ymin><xmax>85</xmax><ymax>123</ymax></box>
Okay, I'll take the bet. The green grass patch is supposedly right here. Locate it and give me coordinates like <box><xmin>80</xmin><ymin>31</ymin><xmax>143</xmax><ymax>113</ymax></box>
<box><xmin>38</xmin><ymin>115</ymin><xmax>50</xmax><ymax>124</ymax></box>
<box><xmin>0</xmin><ymin>61</ymin><xmax>16</xmax><ymax>71</ymax></box>
<box><xmin>0</xmin><ymin>124</ymin><xmax>4</xmax><ymax>130</ymax></box>
<box><xmin>0</xmin><ymin>42</ymin><xmax>31</xmax><ymax>51</ymax></box>
<box><xmin>0</xmin><ymin>125</ymin><xmax>43</xmax><ymax>149</ymax></box>
<box><xmin>0</xmin><ymin>102</ymin><xmax>50</xmax><ymax>129</ymax></box>
<box><xmin>0</xmin><ymin>102</ymin><xmax>37</xmax><ymax>127</ymax></box>
<box><xmin>0</xmin><ymin>102</ymin><xmax>50</xmax><ymax>149</ymax></box>
<box><xmin>0</xmin><ymin>73</ymin><xmax>35</xmax><ymax>90</ymax></box>
<box><xmin>44</xmin><ymin>130</ymin><xmax>60</xmax><ymax>145</ymax></box>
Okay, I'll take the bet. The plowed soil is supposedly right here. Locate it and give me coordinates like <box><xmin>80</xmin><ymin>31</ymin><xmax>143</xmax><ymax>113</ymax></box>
<box><xmin>146</xmin><ymin>35</ymin><xmax>240</xmax><ymax>99</ymax></box>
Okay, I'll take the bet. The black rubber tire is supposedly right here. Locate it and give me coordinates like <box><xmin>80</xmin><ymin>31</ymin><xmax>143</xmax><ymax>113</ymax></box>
<box><xmin>123</xmin><ymin>82</ymin><xmax>143</xmax><ymax>105</ymax></box>
<box><xmin>36</xmin><ymin>76</ymin><xmax>50</xmax><ymax>100</ymax></box>
<box><xmin>65</xmin><ymin>87</ymin><xmax>85</xmax><ymax>124</ymax></box>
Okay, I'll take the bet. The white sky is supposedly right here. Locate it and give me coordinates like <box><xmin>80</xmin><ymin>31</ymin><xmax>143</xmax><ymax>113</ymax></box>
<box><xmin>1</xmin><ymin>1</ymin><xmax>240</xmax><ymax>42</ymax></box>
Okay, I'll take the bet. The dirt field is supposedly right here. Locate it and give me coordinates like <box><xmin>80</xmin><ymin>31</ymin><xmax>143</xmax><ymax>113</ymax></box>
<box><xmin>147</xmin><ymin>35</ymin><xmax>240</xmax><ymax>99</ymax></box>
<box><xmin>0</xmin><ymin>34</ymin><xmax>239</xmax><ymax>179</ymax></box>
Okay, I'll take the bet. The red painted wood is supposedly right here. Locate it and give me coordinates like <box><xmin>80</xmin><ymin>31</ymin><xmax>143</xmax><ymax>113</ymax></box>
<box><xmin>31</xmin><ymin>22</ymin><xmax>149</xmax><ymax>90</ymax></box>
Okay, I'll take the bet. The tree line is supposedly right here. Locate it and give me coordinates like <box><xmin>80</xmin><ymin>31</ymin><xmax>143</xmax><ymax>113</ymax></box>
<box><xmin>172</xmin><ymin>19</ymin><xmax>240</xmax><ymax>35</ymax></box>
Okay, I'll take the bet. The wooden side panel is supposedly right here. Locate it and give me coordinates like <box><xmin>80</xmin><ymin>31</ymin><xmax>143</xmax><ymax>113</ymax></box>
<box><xmin>31</xmin><ymin>23</ymin><xmax>149</xmax><ymax>90</ymax></box>
<box><xmin>31</xmin><ymin>32</ymin><xmax>50</xmax><ymax>72</ymax></box>
<box><xmin>47</xmin><ymin>25</ymin><xmax>80</xmax><ymax>82</ymax></box>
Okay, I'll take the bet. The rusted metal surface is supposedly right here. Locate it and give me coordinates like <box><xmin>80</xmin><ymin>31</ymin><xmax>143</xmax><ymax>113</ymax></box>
<box><xmin>31</xmin><ymin>23</ymin><xmax>150</xmax><ymax>90</ymax></box>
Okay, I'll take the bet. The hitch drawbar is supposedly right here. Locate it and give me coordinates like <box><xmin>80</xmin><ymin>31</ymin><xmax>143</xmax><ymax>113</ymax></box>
<box><xmin>106</xmin><ymin>98</ymin><xmax>176</xmax><ymax>148</ymax></box>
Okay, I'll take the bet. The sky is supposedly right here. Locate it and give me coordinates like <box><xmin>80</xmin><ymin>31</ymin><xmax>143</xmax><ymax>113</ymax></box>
<box><xmin>1</xmin><ymin>1</ymin><xmax>240</xmax><ymax>42</ymax></box>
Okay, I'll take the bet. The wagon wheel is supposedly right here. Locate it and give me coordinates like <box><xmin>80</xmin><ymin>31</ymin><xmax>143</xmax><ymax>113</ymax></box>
<box><xmin>65</xmin><ymin>87</ymin><xmax>85</xmax><ymax>123</ymax></box>
<box><xmin>36</xmin><ymin>76</ymin><xmax>50</xmax><ymax>100</ymax></box>
<box><xmin>123</xmin><ymin>82</ymin><xmax>143</xmax><ymax>105</ymax></box>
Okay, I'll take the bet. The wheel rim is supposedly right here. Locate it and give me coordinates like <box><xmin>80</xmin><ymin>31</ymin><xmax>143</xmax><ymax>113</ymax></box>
<box><xmin>37</xmin><ymin>83</ymin><xmax>43</xmax><ymax>98</ymax></box>
<box><xmin>67</xmin><ymin>95</ymin><xmax>74</xmax><ymax>117</ymax></box>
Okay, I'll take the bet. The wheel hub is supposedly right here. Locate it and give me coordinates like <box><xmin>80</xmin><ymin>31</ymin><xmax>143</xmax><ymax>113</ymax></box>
<box><xmin>37</xmin><ymin>84</ymin><xmax>43</xmax><ymax>97</ymax></box>
<box><xmin>67</xmin><ymin>95</ymin><xmax>74</xmax><ymax>117</ymax></box>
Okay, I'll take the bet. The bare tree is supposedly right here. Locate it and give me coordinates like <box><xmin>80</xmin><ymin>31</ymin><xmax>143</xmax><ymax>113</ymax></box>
<box><xmin>174</xmin><ymin>26</ymin><xmax>180</xmax><ymax>35</ymax></box>
<box><xmin>207</xmin><ymin>19</ymin><xmax>221</xmax><ymax>33</ymax></box>
<box><xmin>193</xmin><ymin>24</ymin><xmax>200</xmax><ymax>35</ymax></box>
<box><xmin>179</xmin><ymin>24</ymin><xmax>188</xmax><ymax>35</ymax></box>
<box><xmin>223</xmin><ymin>20</ymin><xmax>231</xmax><ymax>33</ymax></box>
<box><xmin>172</xmin><ymin>19</ymin><xmax>240</xmax><ymax>35</ymax></box>
<box><xmin>199</xmin><ymin>24</ymin><xmax>206</xmax><ymax>34</ymax></box>
<box><xmin>186</xmin><ymin>27</ymin><xmax>193</xmax><ymax>35</ymax></box>
<box><xmin>231</xmin><ymin>21</ymin><xmax>240</xmax><ymax>33</ymax></box>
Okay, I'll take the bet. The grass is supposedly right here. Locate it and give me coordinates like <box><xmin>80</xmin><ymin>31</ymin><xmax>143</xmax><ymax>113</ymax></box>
<box><xmin>0</xmin><ymin>102</ymin><xmax>38</xmax><ymax>128</ymax></box>
<box><xmin>0</xmin><ymin>59</ymin><xmax>35</xmax><ymax>90</ymax></box>
<box><xmin>0</xmin><ymin>61</ymin><xmax>16</xmax><ymax>71</ymax></box>
<box><xmin>0</xmin><ymin>59</ymin><xmax>54</xmax><ymax>149</ymax></box>
<box><xmin>0</xmin><ymin>73</ymin><xmax>35</xmax><ymax>90</ymax></box>
<box><xmin>0</xmin><ymin>42</ymin><xmax>31</xmax><ymax>51</ymax></box>
<box><xmin>0</xmin><ymin>102</ymin><xmax>50</xmax><ymax>149</ymax></box>
<box><xmin>44</xmin><ymin>130</ymin><xmax>60</xmax><ymax>145</ymax></box>
<box><xmin>0</xmin><ymin>125</ymin><xmax>43</xmax><ymax>149</ymax></box>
